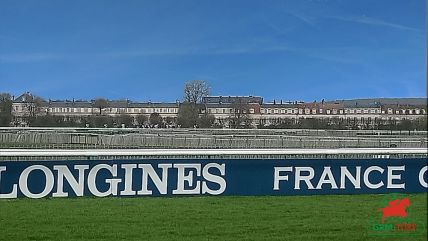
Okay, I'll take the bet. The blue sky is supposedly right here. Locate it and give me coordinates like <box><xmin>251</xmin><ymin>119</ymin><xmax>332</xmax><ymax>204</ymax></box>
<box><xmin>0</xmin><ymin>0</ymin><xmax>425</xmax><ymax>102</ymax></box>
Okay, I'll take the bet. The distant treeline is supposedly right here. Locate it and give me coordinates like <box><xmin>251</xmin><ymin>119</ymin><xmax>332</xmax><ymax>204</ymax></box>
<box><xmin>8</xmin><ymin>113</ymin><xmax>427</xmax><ymax>131</ymax></box>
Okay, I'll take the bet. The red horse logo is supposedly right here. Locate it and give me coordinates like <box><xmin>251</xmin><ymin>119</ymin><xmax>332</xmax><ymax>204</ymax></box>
<box><xmin>378</xmin><ymin>197</ymin><xmax>410</xmax><ymax>224</ymax></box>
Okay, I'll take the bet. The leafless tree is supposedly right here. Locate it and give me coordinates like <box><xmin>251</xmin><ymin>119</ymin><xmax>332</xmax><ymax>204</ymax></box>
<box><xmin>229</xmin><ymin>100</ymin><xmax>251</xmax><ymax>128</ymax></box>
<box><xmin>183</xmin><ymin>80</ymin><xmax>210</xmax><ymax>104</ymax></box>
<box><xmin>136</xmin><ymin>114</ymin><xmax>148</xmax><ymax>126</ymax></box>
<box><xmin>22</xmin><ymin>96</ymin><xmax>45</xmax><ymax>117</ymax></box>
<box><xmin>0</xmin><ymin>93</ymin><xmax>12</xmax><ymax>126</ymax></box>
<box><xmin>149</xmin><ymin>113</ymin><xmax>163</xmax><ymax>126</ymax></box>
<box><xmin>32</xmin><ymin>97</ymin><xmax>45</xmax><ymax>116</ymax></box>
<box><xmin>93</xmin><ymin>98</ymin><xmax>109</xmax><ymax>115</ymax></box>
<box><xmin>178</xmin><ymin>80</ymin><xmax>210</xmax><ymax>128</ymax></box>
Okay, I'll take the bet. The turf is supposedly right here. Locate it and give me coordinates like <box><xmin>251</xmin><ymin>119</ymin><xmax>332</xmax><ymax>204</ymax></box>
<box><xmin>0</xmin><ymin>194</ymin><xmax>426</xmax><ymax>241</ymax></box>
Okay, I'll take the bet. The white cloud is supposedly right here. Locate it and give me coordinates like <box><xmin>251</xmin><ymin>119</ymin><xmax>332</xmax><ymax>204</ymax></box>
<box><xmin>0</xmin><ymin>53</ymin><xmax>65</xmax><ymax>63</ymax></box>
<box><xmin>328</xmin><ymin>15</ymin><xmax>422</xmax><ymax>32</ymax></box>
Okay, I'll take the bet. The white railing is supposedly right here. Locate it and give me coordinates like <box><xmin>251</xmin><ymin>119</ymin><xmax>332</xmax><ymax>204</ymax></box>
<box><xmin>0</xmin><ymin>148</ymin><xmax>426</xmax><ymax>157</ymax></box>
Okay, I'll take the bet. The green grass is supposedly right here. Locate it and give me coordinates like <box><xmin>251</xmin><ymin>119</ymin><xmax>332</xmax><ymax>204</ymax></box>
<box><xmin>0</xmin><ymin>194</ymin><xmax>426</xmax><ymax>241</ymax></box>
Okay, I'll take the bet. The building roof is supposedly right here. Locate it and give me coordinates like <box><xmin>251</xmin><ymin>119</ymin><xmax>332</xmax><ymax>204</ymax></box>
<box><xmin>326</xmin><ymin>98</ymin><xmax>427</xmax><ymax>108</ymax></box>
<box><xmin>260</xmin><ymin>103</ymin><xmax>299</xmax><ymax>108</ymax></box>
<box><xmin>203</xmin><ymin>96</ymin><xmax>263</xmax><ymax>104</ymax></box>
<box><xmin>48</xmin><ymin>101</ymin><xmax>92</xmax><ymax>108</ymax></box>
<box><xmin>14</xmin><ymin>92</ymin><xmax>34</xmax><ymax>103</ymax></box>
<box><xmin>129</xmin><ymin>102</ymin><xmax>179</xmax><ymax>108</ymax></box>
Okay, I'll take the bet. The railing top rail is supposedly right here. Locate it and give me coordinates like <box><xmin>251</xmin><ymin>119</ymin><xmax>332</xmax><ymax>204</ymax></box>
<box><xmin>0</xmin><ymin>148</ymin><xmax>426</xmax><ymax>157</ymax></box>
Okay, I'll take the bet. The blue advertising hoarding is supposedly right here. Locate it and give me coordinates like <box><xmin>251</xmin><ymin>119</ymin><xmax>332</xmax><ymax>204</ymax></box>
<box><xmin>0</xmin><ymin>158</ymin><xmax>427</xmax><ymax>198</ymax></box>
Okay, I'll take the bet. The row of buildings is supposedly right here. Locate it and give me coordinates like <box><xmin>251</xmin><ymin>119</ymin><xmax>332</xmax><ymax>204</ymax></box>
<box><xmin>9</xmin><ymin>92</ymin><xmax>428</xmax><ymax>128</ymax></box>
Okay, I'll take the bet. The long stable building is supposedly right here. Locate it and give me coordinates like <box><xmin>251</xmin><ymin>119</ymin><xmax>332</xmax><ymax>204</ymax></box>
<box><xmin>9</xmin><ymin>92</ymin><xmax>427</xmax><ymax>128</ymax></box>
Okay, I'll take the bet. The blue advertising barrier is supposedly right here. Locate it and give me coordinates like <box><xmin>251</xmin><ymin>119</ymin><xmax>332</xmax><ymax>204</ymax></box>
<box><xmin>0</xmin><ymin>158</ymin><xmax>427</xmax><ymax>198</ymax></box>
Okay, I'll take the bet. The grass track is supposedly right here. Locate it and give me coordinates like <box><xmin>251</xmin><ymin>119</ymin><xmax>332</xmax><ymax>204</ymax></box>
<box><xmin>0</xmin><ymin>194</ymin><xmax>427</xmax><ymax>241</ymax></box>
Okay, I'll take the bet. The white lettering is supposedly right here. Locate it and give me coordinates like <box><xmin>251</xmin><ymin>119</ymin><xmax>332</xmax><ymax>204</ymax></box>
<box><xmin>53</xmin><ymin>165</ymin><xmax>89</xmax><ymax>197</ymax></box>
<box><xmin>387</xmin><ymin>166</ymin><xmax>405</xmax><ymax>189</ymax></box>
<box><xmin>340</xmin><ymin>166</ymin><xmax>361</xmax><ymax>189</ymax></box>
<box><xmin>364</xmin><ymin>166</ymin><xmax>384</xmax><ymax>189</ymax></box>
<box><xmin>419</xmin><ymin>166</ymin><xmax>428</xmax><ymax>188</ymax></box>
<box><xmin>0</xmin><ymin>166</ymin><xmax>17</xmax><ymax>198</ymax></box>
<box><xmin>173</xmin><ymin>164</ymin><xmax>201</xmax><ymax>194</ymax></box>
<box><xmin>202</xmin><ymin>163</ymin><xmax>226</xmax><ymax>195</ymax></box>
<box><xmin>295</xmin><ymin>167</ymin><xmax>315</xmax><ymax>190</ymax></box>
<box><xmin>88</xmin><ymin>164</ymin><xmax>121</xmax><ymax>197</ymax></box>
<box><xmin>138</xmin><ymin>164</ymin><xmax>171</xmax><ymax>195</ymax></box>
<box><xmin>120</xmin><ymin>164</ymin><xmax>137</xmax><ymax>196</ymax></box>
<box><xmin>19</xmin><ymin>165</ymin><xmax>54</xmax><ymax>198</ymax></box>
<box><xmin>273</xmin><ymin>167</ymin><xmax>292</xmax><ymax>190</ymax></box>
<box><xmin>316</xmin><ymin>167</ymin><xmax>338</xmax><ymax>189</ymax></box>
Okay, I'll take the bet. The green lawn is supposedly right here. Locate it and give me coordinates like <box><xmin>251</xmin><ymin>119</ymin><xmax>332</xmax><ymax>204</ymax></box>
<box><xmin>0</xmin><ymin>194</ymin><xmax>426</xmax><ymax>241</ymax></box>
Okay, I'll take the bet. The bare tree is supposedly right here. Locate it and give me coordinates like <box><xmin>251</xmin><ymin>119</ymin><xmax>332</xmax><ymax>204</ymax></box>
<box><xmin>0</xmin><ymin>93</ymin><xmax>12</xmax><ymax>126</ymax></box>
<box><xmin>183</xmin><ymin>80</ymin><xmax>210</xmax><ymax>104</ymax></box>
<box><xmin>136</xmin><ymin>114</ymin><xmax>148</xmax><ymax>126</ymax></box>
<box><xmin>93</xmin><ymin>98</ymin><xmax>109</xmax><ymax>115</ymax></box>
<box><xmin>32</xmin><ymin>97</ymin><xmax>45</xmax><ymax>117</ymax></box>
<box><xmin>149</xmin><ymin>113</ymin><xmax>163</xmax><ymax>126</ymax></box>
<box><xmin>21</xmin><ymin>96</ymin><xmax>45</xmax><ymax>117</ymax></box>
<box><xmin>229</xmin><ymin>100</ymin><xmax>251</xmax><ymax>128</ymax></box>
<box><xmin>178</xmin><ymin>80</ymin><xmax>210</xmax><ymax>128</ymax></box>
